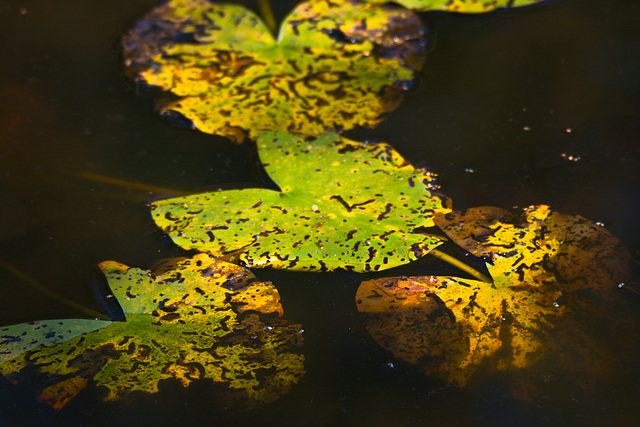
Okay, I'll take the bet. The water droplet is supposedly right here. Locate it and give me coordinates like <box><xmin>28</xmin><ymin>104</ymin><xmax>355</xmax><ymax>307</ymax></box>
<box><xmin>553</xmin><ymin>302</ymin><xmax>560</xmax><ymax>308</ymax></box>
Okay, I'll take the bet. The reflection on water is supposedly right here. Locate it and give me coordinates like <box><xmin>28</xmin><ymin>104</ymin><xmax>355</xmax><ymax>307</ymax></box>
<box><xmin>1</xmin><ymin>0</ymin><xmax>639</xmax><ymax>425</ymax></box>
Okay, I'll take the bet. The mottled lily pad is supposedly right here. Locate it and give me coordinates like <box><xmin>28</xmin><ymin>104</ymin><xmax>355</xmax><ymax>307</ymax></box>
<box><xmin>365</xmin><ymin>0</ymin><xmax>550</xmax><ymax>13</ymax></box>
<box><xmin>0</xmin><ymin>319</ymin><xmax>110</xmax><ymax>364</ymax></box>
<box><xmin>357</xmin><ymin>205</ymin><xmax>630</xmax><ymax>386</ymax></box>
<box><xmin>0</xmin><ymin>254</ymin><xmax>304</xmax><ymax>410</ymax></box>
<box><xmin>434</xmin><ymin>205</ymin><xmax>629</xmax><ymax>302</ymax></box>
<box><xmin>151</xmin><ymin>132</ymin><xmax>451</xmax><ymax>272</ymax></box>
<box><xmin>122</xmin><ymin>0</ymin><xmax>426</xmax><ymax>142</ymax></box>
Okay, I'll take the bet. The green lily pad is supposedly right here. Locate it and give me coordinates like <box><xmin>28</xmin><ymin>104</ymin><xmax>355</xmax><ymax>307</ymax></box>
<box><xmin>0</xmin><ymin>319</ymin><xmax>110</xmax><ymax>364</ymax></box>
<box><xmin>122</xmin><ymin>0</ymin><xmax>426</xmax><ymax>142</ymax></box>
<box><xmin>151</xmin><ymin>131</ymin><xmax>451</xmax><ymax>272</ymax></box>
<box><xmin>364</xmin><ymin>0</ymin><xmax>550</xmax><ymax>13</ymax></box>
<box><xmin>357</xmin><ymin>205</ymin><xmax>630</xmax><ymax>386</ymax></box>
<box><xmin>0</xmin><ymin>254</ymin><xmax>304</xmax><ymax>410</ymax></box>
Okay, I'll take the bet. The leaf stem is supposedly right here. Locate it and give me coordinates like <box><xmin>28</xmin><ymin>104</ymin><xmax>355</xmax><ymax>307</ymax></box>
<box><xmin>76</xmin><ymin>172</ymin><xmax>188</xmax><ymax>196</ymax></box>
<box><xmin>258</xmin><ymin>0</ymin><xmax>277</xmax><ymax>35</ymax></box>
<box><xmin>429</xmin><ymin>249</ymin><xmax>493</xmax><ymax>283</ymax></box>
<box><xmin>0</xmin><ymin>259</ymin><xmax>109</xmax><ymax>320</ymax></box>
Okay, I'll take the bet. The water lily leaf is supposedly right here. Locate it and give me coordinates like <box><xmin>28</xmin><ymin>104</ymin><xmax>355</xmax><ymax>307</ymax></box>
<box><xmin>0</xmin><ymin>319</ymin><xmax>110</xmax><ymax>364</ymax></box>
<box><xmin>433</xmin><ymin>205</ymin><xmax>629</xmax><ymax>301</ymax></box>
<box><xmin>364</xmin><ymin>0</ymin><xmax>549</xmax><ymax>13</ymax></box>
<box><xmin>0</xmin><ymin>254</ymin><xmax>304</xmax><ymax>410</ymax></box>
<box><xmin>151</xmin><ymin>132</ymin><xmax>451</xmax><ymax>272</ymax></box>
<box><xmin>122</xmin><ymin>0</ymin><xmax>426</xmax><ymax>142</ymax></box>
<box><xmin>357</xmin><ymin>205</ymin><xmax>629</xmax><ymax>386</ymax></box>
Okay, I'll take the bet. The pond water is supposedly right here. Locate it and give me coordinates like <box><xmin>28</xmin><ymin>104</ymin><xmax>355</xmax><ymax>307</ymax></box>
<box><xmin>1</xmin><ymin>0</ymin><xmax>639</xmax><ymax>425</ymax></box>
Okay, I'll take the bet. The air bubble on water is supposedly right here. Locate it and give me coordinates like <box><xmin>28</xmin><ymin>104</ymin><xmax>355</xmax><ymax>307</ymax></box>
<box><xmin>387</xmin><ymin>362</ymin><xmax>395</xmax><ymax>368</ymax></box>
<box><xmin>618</xmin><ymin>282</ymin><xmax>625</xmax><ymax>288</ymax></box>
<box><xmin>561</xmin><ymin>153</ymin><xmax>581</xmax><ymax>162</ymax></box>
<box><xmin>263</xmin><ymin>326</ymin><xmax>273</xmax><ymax>331</ymax></box>
<box><xmin>596</xmin><ymin>222</ymin><xmax>605</xmax><ymax>227</ymax></box>
<box><xmin>298</xmin><ymin>329</ymin><xmax>305</xmax><ymax>334</ymax></box>
<box><xmin>553</xmin><ymin>302</ymin><xmax>560</xmax><ymax>308</ymax></box>
<box><xmin>465</xmin><ymin>168</ymin><xmax>474</xmax><ymax>173</ymax></box>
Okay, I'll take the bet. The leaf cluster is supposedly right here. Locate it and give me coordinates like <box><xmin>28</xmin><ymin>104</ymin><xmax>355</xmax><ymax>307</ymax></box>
<box><xmin>2</xmin><ymin>0</ymin><xmax>627</xmax><ymax>411</ymax></box>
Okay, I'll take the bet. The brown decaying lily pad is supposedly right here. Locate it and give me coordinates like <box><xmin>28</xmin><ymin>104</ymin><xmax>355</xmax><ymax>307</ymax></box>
<box><xmin>357</xmin><ymin>205</ymin><xmax>634</xmax><ymax>388</ymax></box>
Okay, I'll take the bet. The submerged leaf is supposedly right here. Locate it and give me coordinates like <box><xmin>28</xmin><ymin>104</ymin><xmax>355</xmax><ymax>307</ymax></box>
<box><xmin>151</xmin><ymin>132</ymin><xmax>451</xmax><ymax>272</ymax></box>
<box><xmin>0</xmin><ymin>254</ymin><xmax>304</xmax><ymax>409</ymax></box>
<box><xmin>357</xmin><ymin>205</ymin><xmax>630</xmax><ymax>386</ymax></box>
<box><xmin>364</xmin><ymin>0</ymin><xmax>550</xmax><ymax>13</ymax></box>
<box><xmin>122</xmin><ymin>0</ymin><xmax>426</xmax><ymax>142</ymax></box>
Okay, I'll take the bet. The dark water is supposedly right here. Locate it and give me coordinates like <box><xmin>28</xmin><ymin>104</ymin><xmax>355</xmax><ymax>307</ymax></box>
<box><xmin>1</xmin><ymin>0</ymin><xmax>639</xmax><ymax>425</ymax></box>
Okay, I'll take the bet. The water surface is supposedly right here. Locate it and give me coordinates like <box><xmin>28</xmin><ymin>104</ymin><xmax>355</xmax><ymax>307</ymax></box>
<box><xmin>1</xmin><ymin>0</ymin><xmax>639</xmax><ymax>425</ymax></box>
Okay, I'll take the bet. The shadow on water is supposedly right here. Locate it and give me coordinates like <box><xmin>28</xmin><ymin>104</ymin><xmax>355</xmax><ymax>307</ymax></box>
<box><xmin>1</xmin><ymin>0</ymin><xmax>639</xmax><ymax>425</ymax></box>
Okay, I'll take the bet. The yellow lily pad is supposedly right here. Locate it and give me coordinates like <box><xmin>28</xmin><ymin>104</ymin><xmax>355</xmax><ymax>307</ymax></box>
<box><xmin>122</xmin><ymin>0</ymin><xmax>426</xmax><ymax>142</ymax></box>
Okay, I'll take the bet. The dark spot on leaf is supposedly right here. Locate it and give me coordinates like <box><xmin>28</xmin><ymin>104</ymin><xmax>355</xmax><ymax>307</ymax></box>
<box><xmin>117</xmin><ymin>336</ymin><xmax>131</xmax><ymax>346</ymax></box>
<box><xmin>160</xmin><ymin>312</ymin><xmax>181</xmax><ymax>322</ymax></box>
<box><xmin>379</xmin><ymin>230</ymin><xmax>394</xmax><ymax>241</ymax></box>
<box><xmin>366</xmin><ymin>247</ymin><xmax>377</xmax><ymax>262</ymax></box>
<box><xmin>377</xmin><ymin>203</ymin><xmax>393</xmax><ymax>220</ymax></box>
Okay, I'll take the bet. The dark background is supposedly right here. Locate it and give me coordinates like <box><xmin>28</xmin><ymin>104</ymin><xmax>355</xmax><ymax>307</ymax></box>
<box><xmin>1</xmin><ymin>0</ymin><xmax>639</xmax><ymax>425</ymax></box>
